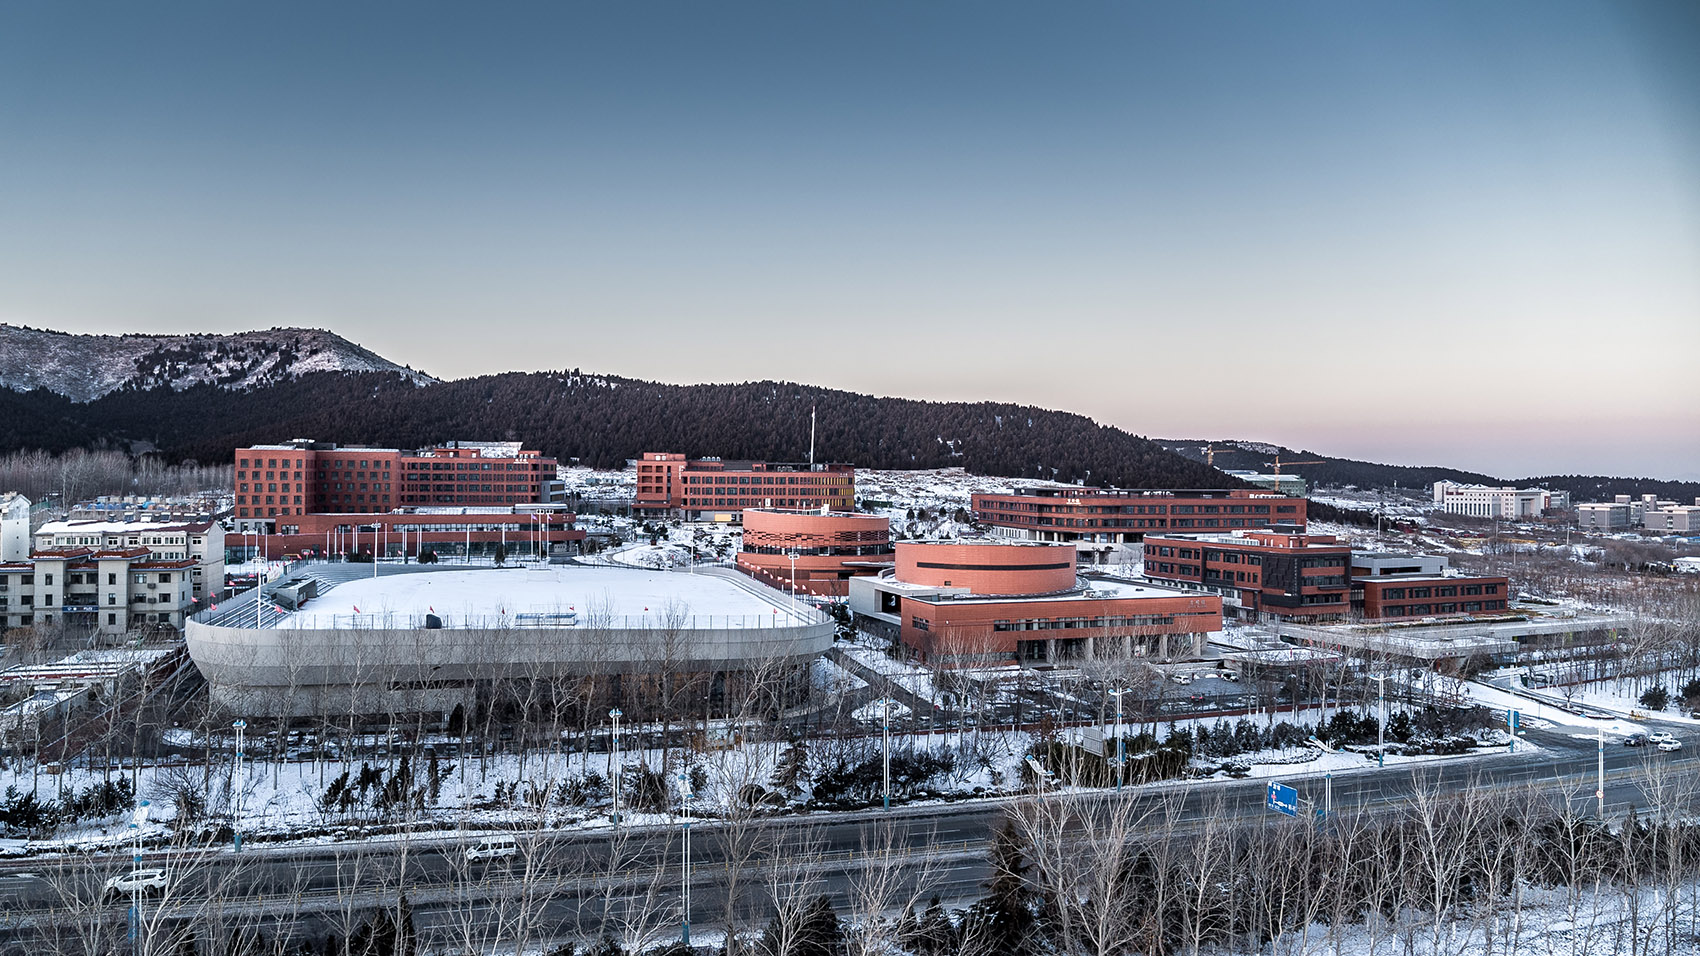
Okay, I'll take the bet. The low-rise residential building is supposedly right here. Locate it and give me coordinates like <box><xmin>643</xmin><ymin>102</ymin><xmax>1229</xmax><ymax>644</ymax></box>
<box><xmin>33</xmin><ymin>517</ymin><xmax>225</xmax><ymax>607</ymax></box>
<box><xmin>0</xmin><ymin>492</ymin><xmax>28</xmax><ymax>562</ymax></box>
<box><xmin>1141</xmin><ymin>527</ymin><xmax>1352</xmax><ymax>621</ymax></box>
<box><xmin>2</xmin><ymin>548</ymin><xmax>203</xmax><ymax>635</ymax></box>
<box><xmin>633</xmin><ymin>452</ymin><xmax>855</xmax><ymax>521</ymax></box>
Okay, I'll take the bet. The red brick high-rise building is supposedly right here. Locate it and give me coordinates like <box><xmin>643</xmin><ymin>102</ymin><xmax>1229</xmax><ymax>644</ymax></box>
<box><xmin>634</xmin><ymin>452</ymin><xmax>854</xmax><ymax>521</ymax></box>
<box><xmin>234</xmin><ymin>440</ymin><xmax>560</xmax><ymax>530</ymax></box>
<box><xmin>972</xmin><ymin>487</ymin><xmax>1306</xmax><ymax>565</ymax></box>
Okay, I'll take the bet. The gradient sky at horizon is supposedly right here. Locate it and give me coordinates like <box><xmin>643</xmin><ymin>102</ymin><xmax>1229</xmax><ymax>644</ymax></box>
<box><xmin>2</xmin><ymin>2</ymin><xmax>1697</xmax><ymax>480</ymax></box>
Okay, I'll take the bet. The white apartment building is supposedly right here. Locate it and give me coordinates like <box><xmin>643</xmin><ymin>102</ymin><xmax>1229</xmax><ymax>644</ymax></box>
<box><xmin>0</xmin><ymin>519</ymin><xmax>226</xmax><ymax>636</ymax></box>
<box><xmin>1642</xmin><ymin>504</ymin><xmax>1700</xmax><ymax>535</ymax></box>
<box><xmin>1432</xmin><ymin>482</ymin><xmax>1562</xmax><ymax>520</ymax></box>
<box><xmin>1577</xmin><ymin>503</ymin><xmax>1631</xmax><ymax>532</ymax></box>
<box><xmin>0</xmin><ymin>493</ymin><xmax>29</xmax><ymax>562</ymax></box>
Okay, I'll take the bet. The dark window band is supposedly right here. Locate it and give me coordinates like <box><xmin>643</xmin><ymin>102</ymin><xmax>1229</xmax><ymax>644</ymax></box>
<box><xmin>914</xmin><ymin>561</ymin><xmax>1072</xmax><ymax>572</ymax></box>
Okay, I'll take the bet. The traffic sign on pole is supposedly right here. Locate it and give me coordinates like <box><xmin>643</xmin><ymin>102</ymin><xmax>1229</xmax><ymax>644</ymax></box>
<box><xmin>1266</xmin><ymin>781</ymin><xmax>1299</xmax><ymax>817</ymax></box>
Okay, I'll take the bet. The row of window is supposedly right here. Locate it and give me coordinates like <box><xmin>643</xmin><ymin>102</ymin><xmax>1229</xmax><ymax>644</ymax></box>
<box><xmin>1379</xmin><ymin>601</ymin><xmax>1507</xmax><ymax>616</ymax></box>
<box><xmin>1376</xmin><ymin>583</ymin><xmax>1501</xmax><ymax>599</ymax></box>
<box><xmin>981</xmin><ymin>501</ymin><xmax>1284</xmax><ymax>516</ymax></box>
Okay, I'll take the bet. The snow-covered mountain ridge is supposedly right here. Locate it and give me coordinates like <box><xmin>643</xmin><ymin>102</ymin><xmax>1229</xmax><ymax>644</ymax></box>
<box><xmin>0</xmin><ymin>325</ymin><xmax>435</xmax><ymax>401</ymax></box>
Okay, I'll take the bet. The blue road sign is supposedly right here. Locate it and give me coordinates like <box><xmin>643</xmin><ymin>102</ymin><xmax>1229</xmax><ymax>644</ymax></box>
<box><xmin>1266</xmin><ymin>781</ymin><xmax>1299</xmax><ymax>817</ymax></box>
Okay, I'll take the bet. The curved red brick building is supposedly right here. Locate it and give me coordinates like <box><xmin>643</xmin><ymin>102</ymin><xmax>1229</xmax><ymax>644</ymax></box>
<box><xmin>737</xmin><ymin>508</ymin><xmax>892</xmax><ymax>597</ymax></box>
<box><xmin>893</xmin><ymin>541</ymin><xmax>1077</xmax><ymax>594</ymax></box>
<box><xmin>850</xmin><ymin>539</ymin><xmax>1221</xmax><ymax>665</ymax></box>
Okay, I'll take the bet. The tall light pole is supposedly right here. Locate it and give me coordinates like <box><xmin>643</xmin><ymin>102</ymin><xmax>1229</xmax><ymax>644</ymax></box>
<box><xmin>232</xmin><ymin>719</ymin><xmax>246</xmax><ymax>852</ymax></box>
<box><xmin>609</xmin><ymin>708</ymin><xmax>622</xmax><ymax>824</ymax></box>
<box><xmin>882</xmin><ymin>696</ymin><xmax>892</xmax><ymax>808</ymax></box>
<box><xmin>1369</xmin><ymin>674</ymin><xmax>1388</xmax><ymax>767</ymax></box>
<box><xmin>129</xmin><ymin>798</ymin><xmax>150</xmax><ymax>956</ymax></box>
<box><xmin>1597</xmin><ymin>722</ymin><xmax>1606</xmax><ymax>819</ymax></box>
<box><xmin>677</xmin><ymin>772</ymin><xmax>694</xmax><ymax>946</ymax></box>
<box><xmin>1111</xmin><ymin>687</ymin><xmax>1127</xmax><ymax>792</ymax></box>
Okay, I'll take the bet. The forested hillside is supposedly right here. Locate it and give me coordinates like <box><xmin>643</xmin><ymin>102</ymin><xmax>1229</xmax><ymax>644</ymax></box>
<box><xmin>1158</xmin><ymin>438</ymin><xmax>1700</xmax><ymax>504</ymax></box>
<box><xmin>0</xmin><ymin>372</ymin><xmax>1232</xmax><ymax>490</ymax></box>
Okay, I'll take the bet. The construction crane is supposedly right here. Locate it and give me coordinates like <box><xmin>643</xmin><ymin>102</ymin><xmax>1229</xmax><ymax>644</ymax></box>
<box><xmin>1265</xmin><ymin>455</ymin><xmax>1327</xmax><ymax>475</ymax></box>
<box><xmin>1200</xmin><ymin>444</ymin><xmax>1219</xmax><ymax>468</ymax></box>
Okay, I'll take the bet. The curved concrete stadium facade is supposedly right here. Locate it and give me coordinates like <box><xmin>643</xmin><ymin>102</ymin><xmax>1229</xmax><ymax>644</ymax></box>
<box><xmin>186</xmin><ymin>565</ymin><xmax>833</xmax><ymax>716</ymax></box>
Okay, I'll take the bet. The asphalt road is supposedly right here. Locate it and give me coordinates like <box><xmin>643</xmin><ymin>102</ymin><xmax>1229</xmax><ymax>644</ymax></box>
<box><xmin>0</xmin><ymin>717</ymin><xmax>1690</xmax><ymax>949</ymax></box>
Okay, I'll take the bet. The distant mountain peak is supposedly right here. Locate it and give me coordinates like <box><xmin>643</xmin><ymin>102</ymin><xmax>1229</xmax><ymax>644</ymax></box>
<box><xmin>0</xmin><ymin>324</ymin><xmax>435</xmax><ymax>401</ymax></box>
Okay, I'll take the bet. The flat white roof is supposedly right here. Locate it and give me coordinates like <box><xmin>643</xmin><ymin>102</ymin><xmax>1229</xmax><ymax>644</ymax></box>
<box><xmin>278</xmin><ymin>566</ymin><xmax>814</xmax><ymax>629</ymax></box>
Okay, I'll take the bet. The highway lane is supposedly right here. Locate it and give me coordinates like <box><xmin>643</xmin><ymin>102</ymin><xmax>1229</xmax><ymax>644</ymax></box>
<box><xmin>2</xmin><ymin>719</ymin><xmax>1692</xmax><ymax>947</ymax></box>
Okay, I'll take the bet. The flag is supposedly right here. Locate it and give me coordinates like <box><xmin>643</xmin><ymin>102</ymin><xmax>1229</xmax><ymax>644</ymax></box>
<box><xmin>353</xmin><ymin>605</ymin><xmax>360</xmax><ymax>613</ymax></box>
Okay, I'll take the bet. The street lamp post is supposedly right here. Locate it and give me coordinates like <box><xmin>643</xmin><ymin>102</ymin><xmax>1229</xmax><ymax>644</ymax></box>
<box><xmin>883</xmin><ymin>696</ymin><xmax>892</xmax><ymax>808</ymax></box>
<box><xmin>1111</xmin><ymin>688</ymin><xmax>1127</xmax><ymax>792</ymax></box>
<box><xmin>786</xmin><ymin>551</ymin><xmax>800</xmax><ymax>611</ymax></box>
<box><xmin>232</xmin><ymin>719</ymin><xmax>246</xmax><ymax>852</ymax></box>
<box><xmin>677</xmin><ymin>772</ymin><xmax>694</xmax><ymax>945</ymax></box>
<box><xmin>1369</xmin><ymin>674</ymin><xmax>1388</xmax><ymax>767</ymax></box>
<box><xmin>609</xmin><ymin>708</ymin><xmax>623</xmax><ymax>824</ymax></box>
<box><xmin>129</xmin><ymin>798</ymin><xmax>150</xmax><ymax>956</ymax></box>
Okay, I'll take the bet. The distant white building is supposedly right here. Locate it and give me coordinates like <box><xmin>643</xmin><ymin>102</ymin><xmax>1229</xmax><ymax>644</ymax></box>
<box><xmin>0</xmin><ymin>493</ymin><xmax>29</xmax><ymax>562</ymax></box>
<box><xmin>1643</xmin><ymin>504</ymin><xmax>1700</xmax><ymax>535</ymax></box>
<box><xmin>1432</xmin><ymin>482</ymin><xmax>1562</xmax><ymax>520</ymax></box>
<box><xmin>1577</xmin><ymin>503</ymin><xmax>1631</xmax><ymax>532</ymax></box>
<box><xmin>1223</xmin><ymin>471</ymin><xmax>1308</xmax><ymax>496</ymax></box>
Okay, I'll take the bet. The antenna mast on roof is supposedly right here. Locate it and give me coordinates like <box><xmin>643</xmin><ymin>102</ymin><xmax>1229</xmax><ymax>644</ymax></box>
<box><xmin>809</xmin><ymin>404</ymin><xmax>816</xmax><ymax>468</ymax></box>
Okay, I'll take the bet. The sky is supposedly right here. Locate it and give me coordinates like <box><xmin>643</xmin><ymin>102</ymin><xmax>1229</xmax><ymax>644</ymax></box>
<box><xmin>1</xmin><ymin>2</ymin><xmax>1697</xmax><ymax>481</ymax></box>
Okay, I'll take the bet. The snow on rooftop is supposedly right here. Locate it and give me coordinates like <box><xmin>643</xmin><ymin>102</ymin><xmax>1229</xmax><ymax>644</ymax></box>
<box><xmin>277</xmin><ymin>566</ymin><xmax>815</xmax><ymax>629</ymax></box>
<box><xmin>36</xmin><ymin>518</ymin><xmax>212</xmax><ymax>535</ymax></box>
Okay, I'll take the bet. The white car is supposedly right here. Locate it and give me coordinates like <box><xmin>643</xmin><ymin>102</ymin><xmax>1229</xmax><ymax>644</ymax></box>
<box><xmin>464</xmin><ymin>835</ymin><xmax>520</xmax><ymax>862</ymax></box>
<box><xmin>103</xmin><ymin>867</ymin><xmax>168</xmax><ymax>900</ymax></box>
<box><xmin>1658</xmin><ymin>739</ymin><xmax>1683</xmax><ymax>753</ymax></box>
<box><xmin>1649</xmin><ymin>731</ymin><xmax>1678</xmax><ymax>745</ymax></box>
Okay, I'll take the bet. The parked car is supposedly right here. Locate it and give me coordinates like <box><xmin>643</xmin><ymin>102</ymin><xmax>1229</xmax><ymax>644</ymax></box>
<box><xmin>1658</xmin><ymin>739</ymin><xmax>1683</xmax><ymax>753</ymax></box>
<box><xmin>1649</xmin><ymin>731</ymin><xmax>1677</xmax><ymax>744</ymax></box>
<box><xmin>464</xmin><ymin>835</ymin><xmax>520</xmax><ymax>862</ymax></box>
<box><xmin>103</xmin><ymin>868</ymin><xmax>168</xmax><ymax>900</ymax></box>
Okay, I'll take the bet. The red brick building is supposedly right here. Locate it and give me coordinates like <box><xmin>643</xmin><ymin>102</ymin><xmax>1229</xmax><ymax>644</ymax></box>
<box><xmin>1358</xmin><ymin>576</ymin><xmax>1511</xmax><ymax>621</ymax></box>
<box><xmin>634</xmin><ymin>453</ymin><xmax>854</xmax><ymax>521</ymax></box>
<box><xmin>849</xmin><ymin>540</ymin><xmax>1221</xmax><ymax>665</ymax></box>
<box><xmin>1142</xmin><ymin>528</ymin><xmax>1352</xmax><ymax>621</ymax></box>
<box><xmin>238</xmin><ymin>511</ymin><xmax>584</xmax><ymax>563</ymax></box>
<box><xmin>234</xmin><ymin>440</ymin><xmax>560</xmax><ymax>530</ymax></box>
<box><xmin>972</xmin><ymin>487</ymin><xmax>1306</xmax><ymax>565</ymax></box>
<box><xmin>737</xmin><ymin>508</ymin><xmax>892</xmax><ymax>598</ymax></box>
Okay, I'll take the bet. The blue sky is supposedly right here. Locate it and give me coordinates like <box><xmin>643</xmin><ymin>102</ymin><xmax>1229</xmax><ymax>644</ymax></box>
<box><xmin>2</xmin><ymin>2</ymin><xmax>1697</xmax><ymax>479</ymax></box>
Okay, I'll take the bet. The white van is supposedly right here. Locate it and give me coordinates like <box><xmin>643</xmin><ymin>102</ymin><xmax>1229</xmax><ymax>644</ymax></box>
<box><xmin>464</xmin><ymin>835</ymin><xmax>519</xmax><ymax>862</ymax></box>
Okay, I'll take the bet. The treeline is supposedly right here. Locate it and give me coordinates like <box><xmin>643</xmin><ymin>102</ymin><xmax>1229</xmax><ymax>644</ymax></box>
<box><xmin>1160</xmin><ymin>439</ymin><xmax>1700</xmax><ymax>503</ymax></box>
<box><xmin>0</xmin><ymin>371</ymin><xmax>1233</xmax><ymax>490</ymax></box>
<box><xmin>0</xmin><ymin>448</ymin><xmax>232</xmax><ymax>504</ymax></box>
